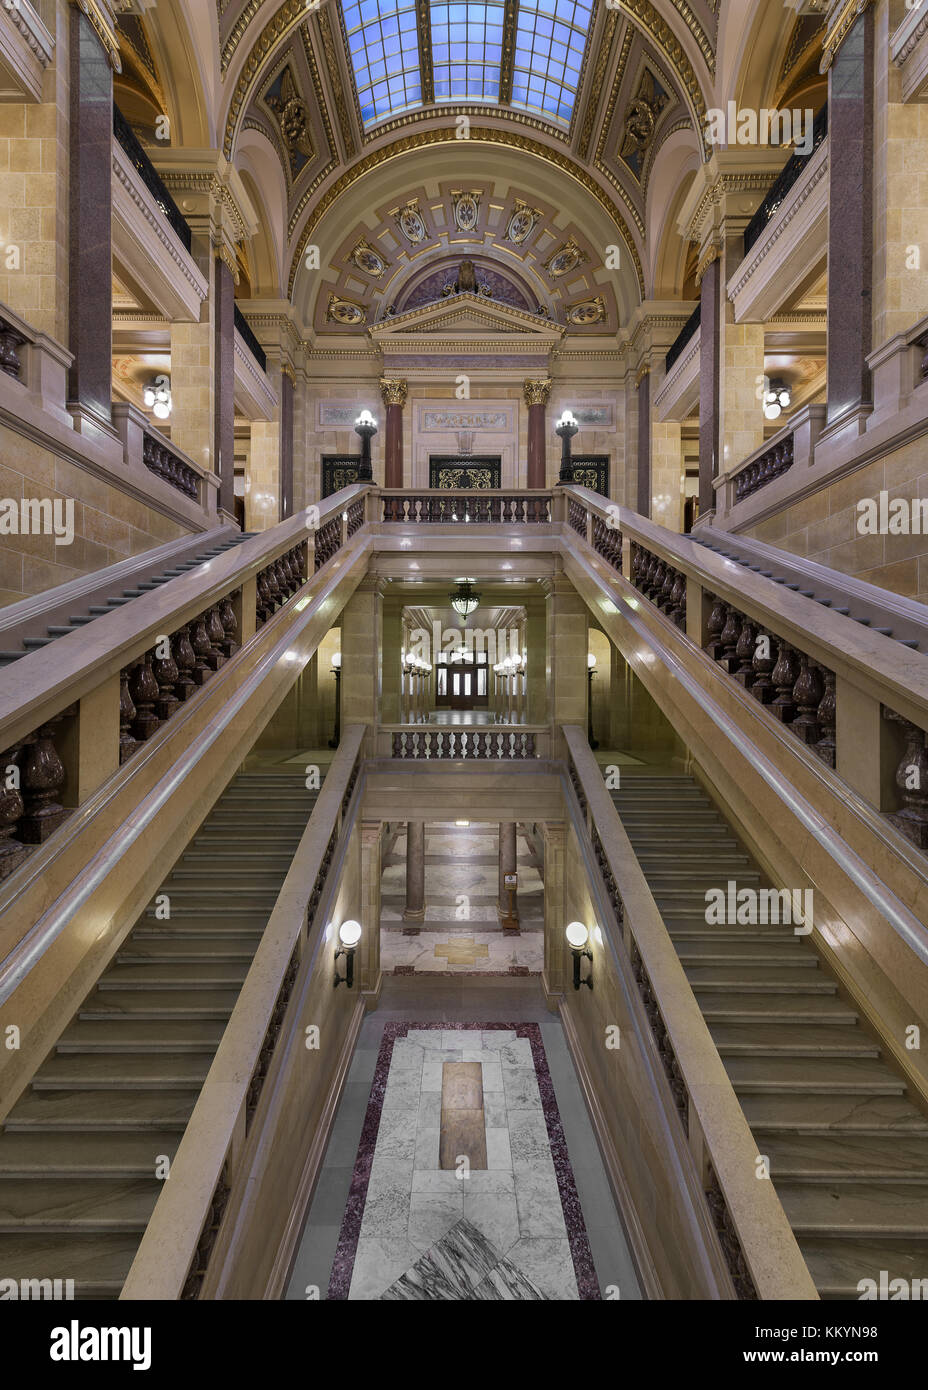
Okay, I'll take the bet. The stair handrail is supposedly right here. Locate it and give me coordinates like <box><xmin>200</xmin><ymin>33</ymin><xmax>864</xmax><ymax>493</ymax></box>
<box><xmin>120</xmin><ymin>724</ymin><xmax>366</xmax><ymax>1301</ymax></box>
<box><xmin>562</xmin><ymin>726</ymin><xmax>818</xmax><ymax>1300</ymax></box>
<box><xmin>0</xmin><ymin>484</ymin><xmax>372</xmax><ymax>749</ymax></box>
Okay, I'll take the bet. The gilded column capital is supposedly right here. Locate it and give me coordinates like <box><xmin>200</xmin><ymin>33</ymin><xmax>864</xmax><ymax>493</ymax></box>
<box><xmin>821</xmin><ymin>0</ymin><xmax>872</xmax><ymax>72</ymax></box>
<box><xmin>523</xmin><ymin>377</ymin><xmax>552</xmax><ymax>407</ymax></box>
<box><xmin>694</xmin><ymin>243</ymin><xmax>719</xmax><ymax>290</ymax></box>
<box><xmin>379</xmin><ymin>377</ymin><xmax>408</xmax><ymax>407</ymax></box>
<box><xmin>71</xmin><ymin>0</ymin><xmax>121</xmax><ymax>69</ymax></box>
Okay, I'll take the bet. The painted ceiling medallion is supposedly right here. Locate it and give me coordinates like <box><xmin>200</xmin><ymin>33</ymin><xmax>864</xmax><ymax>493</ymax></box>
<box><xmin>544</xmin><ymin>237</ymin><xmax>587</xmax><ymax>279</ymax></box>
<box><xmin>326</xmin><ymin>294</ymin><xmax>366</xmax><ymax>325</ymax></box>
<box><xmin>350</xmin><ymin>238</ymin><xmax>389</xmax><ymax>279</ymax></box>
<box><xmin>265</xmin><ymin>67</ymin><xmax>314</xmax><ymax>174</ymax></box>
<box><xmin>567</xmin><ymin>296</ymin><xmax>606</xmax><ymax>326</ymax></box>
<box><xmin>505</xmin><ymin>199</ymin><xmax>542</xmax><ymax>245</ymax></box>
<box><xmin>451</xmin><ymin>190</ymin><xmax>481</xmax><ymax>233</ymax></box>
<box><xmin>394</xmin><ymin>198</ymin><xmax>428</xmax><ymax>245</ymax></box>
<box><xmin>619</xmin><ymin>68</ymin><xmax>669</xmax><ymax>178</ymax></box>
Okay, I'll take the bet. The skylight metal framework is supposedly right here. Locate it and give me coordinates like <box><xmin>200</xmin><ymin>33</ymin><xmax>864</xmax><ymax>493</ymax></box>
<box><xmin>339</xmin><ymin>0</ymin><xmax>591</xmax><ymax>129</ymax></box>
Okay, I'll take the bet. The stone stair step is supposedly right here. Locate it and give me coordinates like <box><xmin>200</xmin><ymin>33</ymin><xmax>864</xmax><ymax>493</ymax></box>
<box><xmin>741</xmin><ymin>1093</ymin><xmax>928</xmax><ymax>1134</ymax></box>
<box><xmin>79</xmin><ymin>990</ymin><xmax>239</xmax><ymax>1019</ymax></box>
<box><xmin>4</xmin><ymin>1090</ymin><xmax>196</xmax><ymax>1131</ymax></box>
<box><xmin>725</xmin><ymin>1056</ymin><xmax>904</xmax><ymax>1094</ymax></box>
<box><xmin>0</xmin><ymin>1131</ymin><xmax>182</xmax><ymax>1177</ymax></box>
<box><xmin>683</xmin><ymin>968</ymin><xmax>831</xmax><ymax>992</ymax></box>
<box><xmin>0</xmin><ymin>1232</ymin><xmax>138</xmax><ymax>1298</ymax></box>
<box><xmin>132</xmin><ymin>923</ymin><xmax>264</xmax><ymax>940</ymax></box>
<box><xmin>763</xmin><ymin>1134</ymin><xmax>928</xmax><ymax>1183</ymax></box>
<box><xmin>709</xmin><ymin>1024</ymin><xmax>880</xmax><ymax>1057</ymax></box>
<box><xmin>777</xmin><ymin>1182</ymin><xmax>928</xmax><ymax>1238</ymax></box>
<box><xmin>116</xmin><ymin>938</ymin><xmax>257</xmax><ymax>963</ymax></box>
<box><xmin>56</xmin><ymin>1019</ymin><xmax>226</xmax><ymax>1052</ymax></box>
<box><xmin>799</xmin><ymin>1236</ymin><xmax>928</xmax><ymax>1299</ymax></box>
<box><xmin>696</xmin><ymin>993</ymin><xmax>857</xmax><ymax>1023</ymax></box>
<box><xmin>0</xmin><ymin>1178</ymin><xmax>161</xmax><ymax>1233</ymax></box>
<box><xmin>675</xmin><ymin>940</ymin><xmax>817</xmax><ymax>962</ymax></box>
<box><xmin>97</xmin><ymin>962</ymin><xmax>250</xmax><ymax>989</ymax></box>
<box><xmin>32</xmin><ymin>1053</ymin><xmax>212</xmax><ymax>1088</ymax></box>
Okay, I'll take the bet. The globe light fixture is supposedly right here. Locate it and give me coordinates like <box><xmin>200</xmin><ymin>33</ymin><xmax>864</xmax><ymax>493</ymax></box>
<box><xmin>143</xmin><ymin>377</ymin><xmax>172</xmax><ymax>420</ymax></box>
<box><xmin>556</xmin><ymin>409</ymin><xmax>579</xmax><ymax>484</ymax></box>
<box><xmin>334</xmin><ymin>919</ymin><xmax>362</xmax><ymax>988</ymax></box>
<box><xmin>565</xmin><ymin>920</ymin><xmax>593</xmax><ymax>991</ymax></box>
<box><xmin>354</xmin><ymin>408</ymin><xmax>377</xmax><ymax>482</ymax></box>
<box><xmin>450</xmin><ymin>579</ymin><xmax>480</xmax><ymax>619</ymax></box>
<box><xmin>762</xmin><ymin>379</ymin><xmax>791</xmax><ymax>421</ymax></box>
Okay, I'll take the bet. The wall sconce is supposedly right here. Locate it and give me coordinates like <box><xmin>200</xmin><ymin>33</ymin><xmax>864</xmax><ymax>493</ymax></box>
<box><xmin>565</xmin><ymin>921</ymin><xmax>593</xmax><ymax>991</ymax></box>
<box><xmin>587</xmin><ymin>652</ymin><xmax>598</xmax><ymax>750</ymax></box>
<box><xmin>354</xmin><ymin>409</ymin><xmax>377</xmax><ymax>482</ymax></box>
<box><xmin>334</xmin><ymin>919</ymin><xmax>362</xmax><ymax>988</ymax></box>
<box><xmin>556</xmin><ymin>409</ymin><xmax>579</xmax><ymax>484</ymax></box>
<box><xmin>328</xmin><ymin>650</ymin><xmax>342</xmax><ymax>748</ymax></box>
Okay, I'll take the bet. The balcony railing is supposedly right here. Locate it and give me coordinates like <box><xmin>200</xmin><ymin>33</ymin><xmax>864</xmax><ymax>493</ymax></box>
<box><xmin>380</xmin><ymin>490</ymin><xmax>552</xmax><ymax>523</ymax></box>
<box><xmin>112</xmin><ymin>104</ymin><xmax>192</xmax><ymax>254</ymax></box>
<box><xmin>664</xmin><ymin>304</ymin><xmax>701</xmax><ymax>374</ymax></box>
<box><xmin>234</xmin><ymin>304</ymin><xmax>267</xmax><ymax>374</ymax></box>
<box><xmin>743</xmin><ymin>102</ymin><xmax>829</xmax><ymax>255</ymax></box>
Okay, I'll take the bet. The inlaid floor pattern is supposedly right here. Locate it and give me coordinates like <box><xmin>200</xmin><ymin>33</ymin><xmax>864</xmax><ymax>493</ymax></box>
<box><xmin>613</xmin><ymin>772</ymin><xmax>928</xmax><ymax>1299</ymax></box>
<box><xmin>0</xmin><ymin>771</ymin><xmax>315</xmax><ymax>1298</ymax></box>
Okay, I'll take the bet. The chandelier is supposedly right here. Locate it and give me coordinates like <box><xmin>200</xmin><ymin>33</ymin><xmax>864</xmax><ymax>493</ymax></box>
<box><xmin>450</xmin><ymin>579</ymin><xmax>480</xmax><ymax>619</ymax></box>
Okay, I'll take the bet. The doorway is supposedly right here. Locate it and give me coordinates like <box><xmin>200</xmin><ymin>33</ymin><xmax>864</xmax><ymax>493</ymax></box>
<box><xmin>435</xmin><ymin>650</ymin><xmax>489</xmax><ymax>710</ymax></box>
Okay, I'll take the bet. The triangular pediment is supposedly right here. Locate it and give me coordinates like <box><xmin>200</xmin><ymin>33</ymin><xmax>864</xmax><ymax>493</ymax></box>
<box><xmin>368</xmin><ymin>292</ymin><xmax>565</xmax><ymax>345</ymax></box>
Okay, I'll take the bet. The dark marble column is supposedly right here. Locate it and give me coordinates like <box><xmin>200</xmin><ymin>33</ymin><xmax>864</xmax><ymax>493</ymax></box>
<box><xmin>380</xmin><ymin>378</ymin><xmax>407</xmax><ymax>488</ymax></box>
<box><xmin>214</xmin><ymin>259</ymin><xmax>236</xmax><ymax>516</ymax></box>
<box><xmin>68</xmin><ymin>6</ymin><xmax>114</xmax><ymax>427</ymax></box>
<box><xmin>698</xmin><ymin>255</ymin><xmax>721</xmax><ymax>516</ymax></box>
<box><xmin>280</xmin><ymin>369</ymin><xmax>294</xmax><ymax>520</ymax></box>
<box><xmin>826</xmin><ymin>10</ymin><xmax>874</xmax><ymax>423</ymax></box>
<box><xmin>636</xmin><ymin>368</ymin><xmax>651</xmax><ymax>517</ymax></box>
<box><xmin>523</xmin><ymin>378</ymin><xmax>551</xmax><ymax>488</ymax></box>
<box><xmin>498</xmin><ymin>821</ymin><xmax>519</xmax><ymax>924</ymax></box>
<box><xmin>403</xmin><ymin>820</ymin><xmax>426</xmax><ymax>922</ymax></box>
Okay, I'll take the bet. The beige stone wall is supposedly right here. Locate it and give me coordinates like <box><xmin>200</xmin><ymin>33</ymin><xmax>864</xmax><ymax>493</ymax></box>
<box><xmin>720</xmin><ymin>319</ymin><xmax>765</xmax><ymax>474</ymax></box>
<box><xmin>0</xmin><ymin>425</ymin><xmax>186</xmax><ymax>606</ymax></box>
<box><xmin>872</xmin><ymin>0</ymin><xmax>928</xmax><ymax>348</ymax></box>
<box><xmin>169</xmin><ymin>319</ymin><xmax>214</xmax><ymax>476</ymax></box>
<box><xmin>0</xmin><ymin>1</ymin><xmax>69</xmax><ymax>344</ymax></box>
<box><xmin>743</xmin><ymin>435</ymin><xmax>928</xmax><ymax>602</ymax></box>
<box><xmin>651</xmin><ymin>420</ymin><xmax>683</xmax><ymax>531</ymax></box>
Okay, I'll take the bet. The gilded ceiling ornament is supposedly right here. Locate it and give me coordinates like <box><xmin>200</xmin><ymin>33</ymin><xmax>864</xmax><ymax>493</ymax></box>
<box><xmin>315</xmin><ymin>8</ymin><xmax>356</xmax><ymax>160</ymax></box>
<box><xmin>820</xmin><ymin>0</ymin><xmax>872</xmax><ymax>72</ymax></box>
<box><xmin>543</xmin><ymin>237</ymin><xmax>587</xmax><ymax>279</ymax></box>
<box><xmin>505</xmin><ymin>199</ymin><xmax>542</xmax><ymax>245</ymax></box>
<box><xmin>266</xmin><ymin>68</ymin><xmax>314</xmax><ymax>166</ymax></box>
<box><xmin>350</xmin><ymin>238</ymin><xmax>389</xmax><ymax>278</ymax></box>
<box><xmin>620</xmin><ymin>68</ymin><xmax>668</xmax><ymax>166</ymax></box>
<box><xmin>326</xmin><ymin>294</ymin><xmax>366</xmax><ymax>325</ymax></box>
<box><xmin>523</xmin><ymin>378</ymin><xmax>553</xmax><ymax>407</ymax></box>
<box><xmin>379</xmin><ymin>377</ymin><xmax>408</xmax><ymax>407</ymax></box>
<box><xmin>567</xmin><ymin>296</ymin><xmax>607</xmax><ymax>326</ymax></box>
<box><xmin>451</xmin><ymin>190</ymin><xmax>482</xmax><ymax>233</ymax></box>
<box><xmin>394</xmin><ymin>199</ymin><xmax>428</xmax><ymax>245</ymax></box>
<box><xmin>72</xmin><ymin>0</ymin><xmax>122</xmax><ymax>71</ymax></box>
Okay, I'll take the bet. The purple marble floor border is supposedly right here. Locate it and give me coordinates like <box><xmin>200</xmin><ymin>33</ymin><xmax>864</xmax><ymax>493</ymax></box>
<box><xmin>327</xmin><ymin>1021</ymin><xmax>601</xmax><ymax>1301</ymax></box>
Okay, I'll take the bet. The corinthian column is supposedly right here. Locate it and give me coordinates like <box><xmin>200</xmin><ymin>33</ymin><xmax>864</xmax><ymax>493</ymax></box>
<box><xmin>379</xmin><ymin>377</ymin><xmax>408</xmax><ymax>489</ymax></box>
<box><xmin>523</xmin><ymin>378</ymin><xmax>552</xmax><ymax>489</ymax></box>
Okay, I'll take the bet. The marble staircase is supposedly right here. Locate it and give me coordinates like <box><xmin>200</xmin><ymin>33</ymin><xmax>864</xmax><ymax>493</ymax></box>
<box><xmin>0</xmin><ymin>770</ymin><xmax>315</xmax><ymax>1297</ymax></box>
<box><xmin>612</xmin><ymin>772</ymin><xmax>928</xmax><ymax>1300</ymax></box>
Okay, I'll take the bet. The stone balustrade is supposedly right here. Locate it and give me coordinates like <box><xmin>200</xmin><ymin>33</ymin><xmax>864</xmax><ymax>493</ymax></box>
<box><xmin>255</xmin><ymin>545</ymin><xmax>306</xmax><ymax>627</ymax></box>
<box><xmin>314</xmin><ymin>514</ymin><xmax>342</xmax><ymax>570</ymax></box>
<box><xmin>0</xmin><ymin>710</ymin><xmax>76</xmax><ymax>879</ymax></box>
<box><xmin>733</xmin><ymin>432</ymin><xmax>795</xmax><ymax>503</ymax></box>
<box><xmin>380</xmin><ymin>490</ymin><xmax>552</xmax><ymax>524</ymax></box>
<box><xmin>142</xmin><ymin>429</ymin><xmax>201</xmax><ymax>501</ymax></box>
<box><xmin>632</xmin><ymin>544</ymin><xmax>686</xmax><ymax>629</ymax></box>
<box><xmin>386</xmin><ymin>727</ymin><xmax>541</xmax><ymax>760</ymax></box>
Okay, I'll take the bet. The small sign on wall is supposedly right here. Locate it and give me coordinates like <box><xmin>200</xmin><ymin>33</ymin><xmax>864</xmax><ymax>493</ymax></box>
<box><xmin>504</xmin><ymin>873</ymin><xmax>518</xmax><ymax>890</ymax></box>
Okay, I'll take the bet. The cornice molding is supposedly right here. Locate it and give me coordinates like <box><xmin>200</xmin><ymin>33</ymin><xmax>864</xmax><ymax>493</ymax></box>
<box><xmin>726</xmin><ymin>142</ymin><xmax>829</xmax><ymax>302</ymax></box>
<box><xmin>3</xmin><ymin>0</ymin><xmax>54</xmax><ymax>71</ymax></box>
<box><xmin>111</xmin><ymin>142</ymin><xmax>209</xmax><ymax>300</ymax></box>
<box><xmin>72</xmin><ymin>0</ymin><xmax>121</xmax><ymax>70</ymax></box>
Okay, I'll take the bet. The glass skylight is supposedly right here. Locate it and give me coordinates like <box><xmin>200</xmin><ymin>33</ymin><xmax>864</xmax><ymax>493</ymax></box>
<box><xmin>511</xmin><ymin>0</ymin><xmax>592</xmax><ymax>124</ymax></box>
<box><xmin>342</xmin><ymin>0</ymin><xmax>423</xmax><ymax>126</ymax></box>
<box><xmin>431</xmin><ymin>2</ymin><xmax>505</xmax><ymax>103</ymax></box>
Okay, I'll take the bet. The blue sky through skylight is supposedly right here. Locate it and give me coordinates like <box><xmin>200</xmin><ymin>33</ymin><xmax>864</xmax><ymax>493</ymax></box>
<box><xmin>342</xmin><ymin>0</ymin><xmax>423</xmax><ymax>126</ymax></box>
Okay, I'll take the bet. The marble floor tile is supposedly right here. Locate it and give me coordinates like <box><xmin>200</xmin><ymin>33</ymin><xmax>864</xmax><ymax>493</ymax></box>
<box><xmin>506</xmin><ymin>1238</ymin><xmax>579</xmax><ymax>1300</ymax></box>
<box><xmin>463</xmin><ymin>1191</ymin><xmax>521</xmax><ymax>1257</ymax></box>
<box><xmin>372</xmin><ymin>1110</ymin><xmax>418</xmax><ymax>1164</ymax></box>
<box><xmin>417</xmin><ymin>1090</ymin><xmax>441</xmax><ymax>1129</ymax></box>
<box><xmin>484</xmin><ymin>1093</ymin><xmax>508</xmax><ymax>1127</ymax></box>
<box><xmin>480</xmin><ymin>1061</ymin><xmax>504</xmax><ymax>1092</ymax></box>
<box><xmin>414</xmin><ymin>1127</ymin><xmax>440</xmax><ymax>1170</ymax></box>
<box><xmin>508</xmin><ymin>1111</ymin><xmax>554</xmax><ymax>1167</ymax></box>
<box><xmin>503</xmin><ymin>1065</ymin><xmax>543</xmax><ymax>1110</ymax></box>
<box><xmin>381</xmin><ymin>1072</ymin><xmax>422</xmax><ymax>1111</ymax></box>
<box><xmin>407</xmin><ymin>1192</ymin><xmax>464</xmax><ymax>1253</ymax></box>
<box><xmin>349</xmin><ymin>1237</ymin><xmax>422</xmax><ymax>1301</ymax></box>
<box><xmin>486</xmin><ymin>1126</ymin><xmax>513</xmax><ymax>1170</ymax></box>
<box><xmin>514</xmin><ymin>1170</ymin><xmax>568</xmax><ymax>1239</ymax></box>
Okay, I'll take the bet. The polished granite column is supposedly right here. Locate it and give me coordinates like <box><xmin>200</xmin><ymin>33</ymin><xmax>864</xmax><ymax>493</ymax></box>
<box><xmin>698</xmin><ymin>255</ymin><xmax>721</xmax><ymax>516</ymax></box>
<box><xmin>523</xmin><ymin>378</ymin><xmax>551</xmax><ymax>489</ymax></box>
<box><xmin>826</xmin><ymin>8</ymin><xmax>874</xmax><ymax>426</ymax></box>
<box><xmin>403</xmin><ymin>821</ymin><xmax>426</xmax><ymax>922</ymax></box>
<box><xmin>214</xmin><ymin>258</ymin><xmax>236</xmax><ymax>516</ymax></box>
<box><xmin>359</xmin><ymin>821</ymin><xmax>382</xmax><ymax>1006</ymax></box>
<box><xmin>498</xmin><ymin>821</ymin><xmax>519</xmax><ymax>924</ymax></box>
<box><xmin>280</xmin><ymin>368</ymin><xmax>294</xmax><ymax>519</ymax></box>
<box><xmin>67</xmin><ymin>3</ymin><xmax>114</xmax><ymax>430</ymax></box>
<box><xmin>636</xmin><ymin>368</ymin><xmax>651</xmax><ymax>517</ymax></box>
<box><xmin>380</xmin><ymin>378</ymin><xmax>407</xmax><ymax>489</ymax></box>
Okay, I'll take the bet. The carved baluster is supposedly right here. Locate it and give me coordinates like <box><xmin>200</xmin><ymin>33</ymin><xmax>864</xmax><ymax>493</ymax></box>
<box><xmin>814</xmin><ymin>669</ymin><xmax>836</xmax><ymax>767</ymax></box>
<box><xmin>670</xmin><ymin>571</ymin><xmax>686</xmax><ymax>627</ymax></box>
<box><xmin>173</xmin><ymin>625</ymin><xmax>197</xmax><ymax>701</ymax></box>
<box><xmin>205</xmin><ymin>607</ymin><xmax>226</xmax><ymax>669</ymax></box>
<box><xmin>129</xmin><ymin>655</ymin><xmax>161</xmax><ymax>740</ymax></box>
<box><xmin>751</xmin><ymin>631</ymin><xmax>778</xmax><ymax>704</ymax></box>
<box><xmin>273</xmin><ymin>558</ymin><xmax>288</xmax><ymax>599</ymax></box>
<box><xmin>733</xmin><ymin>617</ymin><xmax>758</xmax><ymax>688</ymax></box>
<box><xmin>151</xmin><ymin>637</ymin><xmax>180</xmax><ymax>722</ymax></box>
<box><xmin>705</xmin><ymin>597</ymin><xmax>727</xmax><ymax>660</ymax></box>
<box><xmin>264</xmin><ymin>563</ymin><xmax>280</xmax><ymax>609</ymax></box>
<box><xmin>118</xmin><ymin>671</ymin><xmax>140</xmax><ymax>763</ymax></box>
<box><xmin>219</xmin><ymin>597</ymin><xmax>238</xmax><ymax>657</ymax></box>
<box><xmin>885</xmin><ymin>714</ymin><xmax>928</xmax><ymax>850</ymax></box>
<box><xmin>0</xmin><ymin>744</ymin><xmax>27</xmax><ymax>878</ymax></box>
<box><xmin>19</xmin><ymin>716</ymin><xmax>70</xmax><ymax>842</ymax></box>
<box><xmin>255</xmin><ymin>571</ymin><xmax>271</xmax><ymax>626</ymax></box>
<box><xmin>718</xmin><ymin>606</ymin><xmax>742</xmax><ymax>671</ymax></box>
<box><xmin>190</xmin><ymin>617</ymin><xmax>213</xmax><ymax>684</ymax></box>
<box><xmin>770</xmin><ymin>644</ymin><xmax>801</xmax><ymax>722</ymax></box>
<box><xmin>659</xmin><ymin>564</ymin><xmax>675</xmax><ymax>613</ymax></box>
<box><xmin>791</xmin><ymin>655</ymin><xmax>824</xmax><ymax>744</ymax></box>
